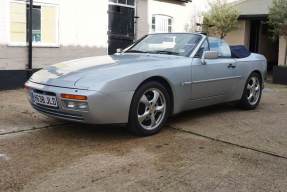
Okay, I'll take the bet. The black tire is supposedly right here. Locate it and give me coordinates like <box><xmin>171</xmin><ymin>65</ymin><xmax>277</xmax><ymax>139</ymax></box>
<box><xmin>238</xmin><ymin>72</ymin><xmax>262</xmax><ymax>110</ymax></box>
<box><xmin>128</xmin><ymin>81</ymin><xmax>171</xmax><ymax>136</ymax></box>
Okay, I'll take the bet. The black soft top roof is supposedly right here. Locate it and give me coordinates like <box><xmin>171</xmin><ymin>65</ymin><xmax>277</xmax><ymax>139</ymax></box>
<box><xmin>230</xmin><ymin>45</ymin><xmax>251</xmax><ymax>58</ymax></box>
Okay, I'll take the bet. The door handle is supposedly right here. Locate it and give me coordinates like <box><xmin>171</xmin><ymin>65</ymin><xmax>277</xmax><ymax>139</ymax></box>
<box><xmin>227</xmin><ymin>64</ymin><xmax>236</xmax><ymax>69</ymax></box>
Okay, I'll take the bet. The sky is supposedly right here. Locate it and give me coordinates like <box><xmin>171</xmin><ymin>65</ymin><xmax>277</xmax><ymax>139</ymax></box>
<box><xmin>191</xmin><ymin>0</ymin><xmax>239</xmax><ymax>15</ymax></box>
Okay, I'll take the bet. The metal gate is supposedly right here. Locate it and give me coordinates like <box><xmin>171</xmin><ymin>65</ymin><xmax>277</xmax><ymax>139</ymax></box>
<box><xmin>108</xmin><ymin>3</ymin><xmax>135</xmax><ymax>55</ymax></box>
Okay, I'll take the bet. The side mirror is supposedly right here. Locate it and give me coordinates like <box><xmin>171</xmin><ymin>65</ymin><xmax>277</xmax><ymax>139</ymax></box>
<box><xmin>201</xmin><ymin>51</ymin><xmax>219</xmax><ymax>64</ymax></box>
<box><xmin>116</xmin><ymin>48</ymin><xmax>123</xmax><ymax>53</ymax></box>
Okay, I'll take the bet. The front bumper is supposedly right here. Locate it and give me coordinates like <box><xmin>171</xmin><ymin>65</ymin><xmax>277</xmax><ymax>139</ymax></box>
<box><xmin>25</xmin><ymin>81</ymin><xmax>134</xmax><ymax>124</ymax></box>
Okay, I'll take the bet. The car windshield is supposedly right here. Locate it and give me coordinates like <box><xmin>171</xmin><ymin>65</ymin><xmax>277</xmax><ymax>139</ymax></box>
<box><xmin>126</xmin><ymin>33</ymin><xmax>202</xmax><ymax>57</ymax></box>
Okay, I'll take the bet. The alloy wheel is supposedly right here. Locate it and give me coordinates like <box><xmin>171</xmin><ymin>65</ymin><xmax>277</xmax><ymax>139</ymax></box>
<box><xmin>137</xmin><ymin>88</ymin><xmax>166</xmax><ymax>130</ymax></box>
<box><xmin>246</xmin><ymin>76</ymin><xmax>261</xmax><ymax>106</ymax></box>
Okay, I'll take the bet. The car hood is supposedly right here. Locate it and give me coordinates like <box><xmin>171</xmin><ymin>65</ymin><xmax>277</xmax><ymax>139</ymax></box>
<box><xmin>29</xmin><ymin>53</ymin><xmax>180</xmax><ymax>89</ymax></box>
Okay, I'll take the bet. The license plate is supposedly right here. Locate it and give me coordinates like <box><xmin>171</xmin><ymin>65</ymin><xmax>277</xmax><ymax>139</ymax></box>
<box><xmin>33</xmin><ymin>92</ymin><xmax>58</xmax><ymax>107</ymax></box>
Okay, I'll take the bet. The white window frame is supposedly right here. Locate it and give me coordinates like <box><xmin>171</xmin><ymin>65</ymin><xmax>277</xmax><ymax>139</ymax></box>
<box><xmin>151</xmin><ymin>14</ymin><xmax>173</xmax><ymax>33</ymax></box>
<box><xmin>8</xmin><ymin>0</ymin><xmax>60</xmax><ymax>47</ymax></box>
<box><xmin>108</xmin><ymin>0</ymin><xmax>136</xmax><ymax>8</ymax></box>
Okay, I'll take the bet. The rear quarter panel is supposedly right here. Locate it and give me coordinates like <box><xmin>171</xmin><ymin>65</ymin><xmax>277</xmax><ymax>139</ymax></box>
<box><xmin>234</xmin><ymin>53</ymin><xmax>267</xmax><ymax>99</ymax></box>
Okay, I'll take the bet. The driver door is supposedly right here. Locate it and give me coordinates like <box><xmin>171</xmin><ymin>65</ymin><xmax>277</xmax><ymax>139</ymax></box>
<box><xmin>190</xmin><ymin>38</ymin><xmax>238</xmax><ymax>102</ymax></box>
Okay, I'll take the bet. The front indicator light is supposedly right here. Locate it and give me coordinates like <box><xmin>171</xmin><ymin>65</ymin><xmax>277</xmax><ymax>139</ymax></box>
<box><xmin>61</xmin><ymin>94</ymin><xmax>87</xmax><ymax>101</ymax></box>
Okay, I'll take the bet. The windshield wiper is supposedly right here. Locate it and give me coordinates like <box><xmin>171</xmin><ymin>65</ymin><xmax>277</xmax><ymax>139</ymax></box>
<box><xmin>150</xmin><ymin>50</ymin><xmax>180</xmax><ymax>55</ymax></box>
<box><xmin>125</xmin><ymin>50</ymin><xmax>148</xmax><ymax>53</ymax></box>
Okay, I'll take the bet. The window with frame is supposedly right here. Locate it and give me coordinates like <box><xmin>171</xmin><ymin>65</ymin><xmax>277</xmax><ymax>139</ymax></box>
<box><xmin>151</xmin><ymin>15</ymin><xmax>173</xmax><ymax>33</ymax></box>
<box><xmin>10</xmin><ymin>2</ymin><xmax>59</xmax><ymax>46</ymax></box>
<box><xmin>208</xmin><ymin>37</ymin><xmax>231</xmax><ymax>58</ymax></box>
<box><xmin>109</xmin><ymin>0</ymin><xmax>135</xmax><ymax>6</ymax></box>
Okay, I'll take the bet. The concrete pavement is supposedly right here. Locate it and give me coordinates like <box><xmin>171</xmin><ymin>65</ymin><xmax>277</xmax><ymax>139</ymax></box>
<box><xmin>1</xmin><ymin>83</ymin><xmax>287</xmax><ymax>192</ymax></box>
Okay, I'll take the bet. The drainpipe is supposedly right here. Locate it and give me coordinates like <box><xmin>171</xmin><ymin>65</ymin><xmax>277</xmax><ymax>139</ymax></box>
<box><xmin>27</xmin><ymin>0</ymin><xmax>33</xmax><ymax>79</ymax></box>
<box><xmin>134</xmin><ymin>0</ymin><xmax>138</xmax><ymax>41</ymax></box>
<box><xmin>284</xmin><ymin>35</ymin><xmax>287</xmax><ymax>66</ymax></box>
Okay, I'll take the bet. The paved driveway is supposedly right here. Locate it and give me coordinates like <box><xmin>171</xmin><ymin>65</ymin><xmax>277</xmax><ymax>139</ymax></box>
<box><xmin>1</xmin><ymin>83</ymin><xmax>287</xmax><ymax>192</ymax></box>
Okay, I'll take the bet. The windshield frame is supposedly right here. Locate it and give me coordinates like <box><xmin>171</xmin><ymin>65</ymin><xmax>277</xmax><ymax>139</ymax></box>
<box><xmin>124</xmin><ymin>33</ymin><xmax>203</xmax><ymax>57</ymax></box>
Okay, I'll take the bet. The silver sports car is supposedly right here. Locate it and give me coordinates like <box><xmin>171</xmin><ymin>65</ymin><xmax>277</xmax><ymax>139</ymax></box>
<box><xmin>25</xmin><ymin>33</ymin><xmax>267</xmax><ymax>136</ymax></box>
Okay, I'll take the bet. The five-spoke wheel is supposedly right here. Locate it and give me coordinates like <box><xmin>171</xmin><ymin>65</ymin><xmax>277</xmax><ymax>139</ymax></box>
<box><xmin>246</xmin><ymin>76</ymin><xmax>261</xmax><ymax>106</ymax></box>
<box><xmin>137</xmin><ymin>88</ymin><xmax>166</xmax><ymax>130</ymax></box>
<box><xmin>128</xmin><ymin>81</ymin><xmax>170</xmax><ymax>136</ymax></box>
<box><xmin>239</xmin><ymin>72</ymin><xmax>262</xmax><ymax>109</ymax></box>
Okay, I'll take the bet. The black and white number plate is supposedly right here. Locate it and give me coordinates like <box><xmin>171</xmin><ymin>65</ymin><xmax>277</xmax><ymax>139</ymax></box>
<box><xmin>33</xmin><ymin>92</ymin><xmax>58</xmax><ymax>107</ymax></box>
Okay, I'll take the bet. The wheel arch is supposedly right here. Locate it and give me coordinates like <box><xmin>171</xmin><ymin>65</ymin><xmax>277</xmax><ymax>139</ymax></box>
<box><xmin>250</xmin><ymin>70</ymin><xmax>263</xmax><ymax>84</ymax></box>
<box><xmin>134</xmin><ymin>76</ymin><xmax>174</xmax><ymax>116</ymax></box>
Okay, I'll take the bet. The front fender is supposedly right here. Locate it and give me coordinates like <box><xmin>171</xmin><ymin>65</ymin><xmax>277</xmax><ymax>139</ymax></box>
<box><xmin>75</xmin><ymin>58</ymin><xmax>193</xmax><ymax>115</ymax></box>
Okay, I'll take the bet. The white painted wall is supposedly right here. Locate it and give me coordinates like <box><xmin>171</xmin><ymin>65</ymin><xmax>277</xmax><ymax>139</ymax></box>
<box><xmin>0</xmin><ymin>0</ymin><xmax>109</xmax><ymax>70</ymax></box>
<box><xmin>147</xmin><ymin>0</ymin><xmax>194</xmax><ymax>33</ymax></box>
<box><xmin>1</xmin><ymin>0</ymin><xmax>243</xmax><ymax>70</ymax></box>
<box><xmin>0</xmin><ymin>0</ymin><xmax>109</xmax><ymax>48</ymax></box>
<box><xmin>59</xmin><ymin>0</ymin><xmax>108</xmax><ymax>48</ymax></box>
<box><xmin>1</xmin><ymin>0</ymin><xmax>240</xmax><ymax>47</ymax></box>
<box><xmin>0</xmin><ymin>0</ymin><xmax>9</xmax><ymax>44</ymax></box>
<box><xmin>136</xmin><ymin>0</ymin><xmax>149</xmax><ymax>39</ymax></box>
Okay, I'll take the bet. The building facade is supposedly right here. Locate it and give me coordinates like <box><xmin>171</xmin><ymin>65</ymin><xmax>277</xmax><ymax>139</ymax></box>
<box><xmin>224</xmin><ymin>0</ymin><xmax>287</xmax><ymax>71</ymax></box>
<box><xmin>0</xmin><ymin>0</ymin><xmax>193</xmax><ymax>89</ymax></box>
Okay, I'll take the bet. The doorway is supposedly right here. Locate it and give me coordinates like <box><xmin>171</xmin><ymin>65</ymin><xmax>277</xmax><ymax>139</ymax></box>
<box><xmin>108</xmin><ymin>1</ymin><xmax>135</xmax><ymax>54</ymax></box>
<box><xmin>249</xmin><ymin>20</ymin><xmax>260</xmax><ymax>53</ymax></box>
<box><xmin>249</xmin><ymin>19</ymin><xmax>279</xmax><ymax>71</ymax></box>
